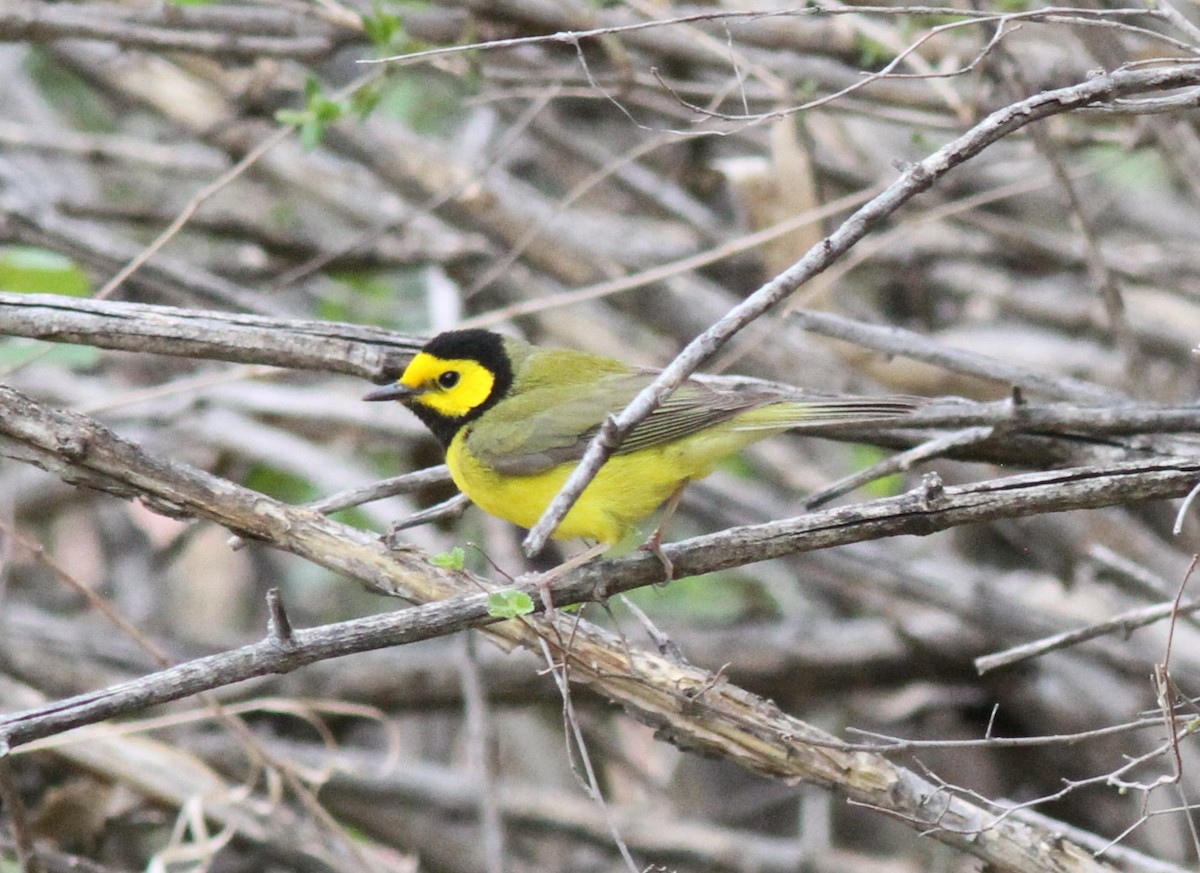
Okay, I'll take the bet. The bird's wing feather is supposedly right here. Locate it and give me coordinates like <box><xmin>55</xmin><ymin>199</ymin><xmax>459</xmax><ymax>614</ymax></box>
<box><xmin>468</xmin><ymin>373</ymin><xmax>772</xmax><ymax>476</ymax></box>
<box><xmin>467</xmin><ymin>372</ymin><xmax>919</xmax><ymax>476</ymax></box>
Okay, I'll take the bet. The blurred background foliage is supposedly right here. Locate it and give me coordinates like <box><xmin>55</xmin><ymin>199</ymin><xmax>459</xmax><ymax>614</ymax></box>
<box><xmin>2</xmin><ymin>1</ymin><xmax>1200</xmax><ymax>871</ymax></box>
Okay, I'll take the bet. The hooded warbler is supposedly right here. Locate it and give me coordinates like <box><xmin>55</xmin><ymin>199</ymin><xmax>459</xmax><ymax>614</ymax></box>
<box><xmin>364</xmin><ymin>329</ymin><xmax>919</xmax><ymax>544</ymax></box>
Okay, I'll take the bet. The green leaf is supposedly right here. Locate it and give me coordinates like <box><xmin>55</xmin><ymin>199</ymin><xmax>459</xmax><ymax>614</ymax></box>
<box><xmin>486</xmin><ymin>589</ymin><xmax>535</xmax><ymax>618</ymax></box>
<box><xmin>361</xmin><ymin>5</ymin><xmax>403</xmax><ymax>49</ymax></box>
<box><xmin>313</xmin><ymin>99</ymin><xmax>344</xmax><ymax>125</ymax></box>
<box><xmin>0</xmin><ymin>246</ymin><xmax>91</xmax><ymax>296</ymax></box>
<box><xmin>430</xmin><ymin>547</ymin><xmax>465</xmax><ymax>570</ymax></box>
<box><xmin>276</xmin><ymin>76</ymin><xmax>346</xmax><ymax>149</ymax></box>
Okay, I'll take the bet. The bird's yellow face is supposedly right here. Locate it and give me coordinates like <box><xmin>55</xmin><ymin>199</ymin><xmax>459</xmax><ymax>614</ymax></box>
<box><xmin>363</xmin><ymin>328</ymin><xmax>515</xmax><ymax>447</ymax></box>
<box><xmin>399</xmin><ymin>352</ymin><xmax>497</xmax><ymax>419</ymax></box>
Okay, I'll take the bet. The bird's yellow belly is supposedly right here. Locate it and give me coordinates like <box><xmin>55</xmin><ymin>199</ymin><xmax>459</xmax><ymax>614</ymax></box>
<box><xmin>446</xmin><ymin>428</ymin><xmax>766</xmax><ymax>543</ymax></box>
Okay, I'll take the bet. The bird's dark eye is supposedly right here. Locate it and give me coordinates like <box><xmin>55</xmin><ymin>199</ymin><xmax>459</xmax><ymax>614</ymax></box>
<box><xmin>438</xmin><ymin>370</ymin><xmax>460</xmax><ymax>389</ymax></box>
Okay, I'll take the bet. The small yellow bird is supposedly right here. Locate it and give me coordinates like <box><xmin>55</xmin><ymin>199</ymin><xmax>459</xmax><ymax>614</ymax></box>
<box><xmin>365</xmin><ymin>329</ymin><xmax>919</xmax><ymax>544</ymax></box>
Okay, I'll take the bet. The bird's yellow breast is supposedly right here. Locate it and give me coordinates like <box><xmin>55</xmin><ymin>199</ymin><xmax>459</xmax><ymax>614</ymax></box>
<box><xmin>446</xmin><ymin>422</ymin><xmax>773</xmax><ymax>543</ymax></box>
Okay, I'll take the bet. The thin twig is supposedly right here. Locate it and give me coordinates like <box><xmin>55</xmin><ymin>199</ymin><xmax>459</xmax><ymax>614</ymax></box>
<box><xmin>975</xmin><ymin>595</ymin><xmax>1200</xmax><ymax>675</ymax></box>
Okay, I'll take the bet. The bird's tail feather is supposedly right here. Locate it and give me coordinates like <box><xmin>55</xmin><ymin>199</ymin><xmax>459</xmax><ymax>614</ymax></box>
<box><xmin>732</xmin><ymin>397</ymin><xmax>922</xmax><ymax>431</ymax></box>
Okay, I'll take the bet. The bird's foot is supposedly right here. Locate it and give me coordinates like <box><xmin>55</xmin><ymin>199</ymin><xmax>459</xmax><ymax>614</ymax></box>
<box><xmin>638</xmin><ymin>529</ymin><xmax>674</xmax><ymax>583</ymax></box>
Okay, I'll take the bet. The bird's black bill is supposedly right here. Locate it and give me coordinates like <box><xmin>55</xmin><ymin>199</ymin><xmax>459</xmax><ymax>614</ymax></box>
<box><xmin>363</xmin><ymin>384</ymin><xmax>417</xmax><ymax>402</ymax></box>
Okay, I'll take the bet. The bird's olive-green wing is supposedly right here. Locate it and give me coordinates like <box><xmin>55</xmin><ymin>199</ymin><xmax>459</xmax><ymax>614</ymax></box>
<box><xmin>464</xmin><ymin>371</ymin><xmax>777</xmax><ymax>476</ymax></box>
<box><xmin>466</xmin><ymin>359</ymin><xmax>921</xmax><ymax>476</ymax></box>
